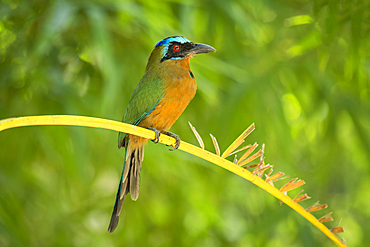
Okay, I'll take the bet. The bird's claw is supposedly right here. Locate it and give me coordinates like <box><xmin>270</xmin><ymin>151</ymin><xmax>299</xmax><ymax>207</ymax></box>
<box><xmin>147</xmin><ymin>127</ymin><xmax>161</xmax><ymax>143</ymax></box>
<box><xmin>163</xmin><ymin>131</ymin><xmax>180</xmax><ymax>151</ymax></box>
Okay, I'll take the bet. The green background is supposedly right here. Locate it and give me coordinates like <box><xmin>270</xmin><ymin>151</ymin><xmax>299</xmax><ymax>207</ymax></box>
<box><xmin>1</xmin><ymin>0</ymin><xmax>369</xmax><ymax>246</ymax></box>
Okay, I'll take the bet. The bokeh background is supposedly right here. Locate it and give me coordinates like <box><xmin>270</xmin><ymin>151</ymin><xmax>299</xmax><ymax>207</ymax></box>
<box><xmin>1</xmin><ymin>0</ymin><xmax>369</xmax><ymax>246</ymax></box>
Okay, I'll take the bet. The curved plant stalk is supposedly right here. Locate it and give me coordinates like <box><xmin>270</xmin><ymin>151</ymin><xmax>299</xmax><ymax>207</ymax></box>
<box><xmin>0</xmin><ymin>115</ymin><xmax>346</xmax><ymax>247</ymax></box>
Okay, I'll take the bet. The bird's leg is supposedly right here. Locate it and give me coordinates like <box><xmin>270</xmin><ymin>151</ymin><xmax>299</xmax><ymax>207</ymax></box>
<box><xmin>147</xmin><ymin>127</ymin><xmax>161</xmax><ymax>143</ymax></box>
<box><xmin>162</xmin><ymin>131</ymin><xmax>181</xmax><ymax>151</ymax></box>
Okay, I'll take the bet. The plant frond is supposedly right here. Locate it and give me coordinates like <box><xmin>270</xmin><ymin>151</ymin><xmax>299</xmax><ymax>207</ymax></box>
<box><xmin>0</xmin><ymin>116</ymin><xmax>347</xmax><ymax>247</ymax></box>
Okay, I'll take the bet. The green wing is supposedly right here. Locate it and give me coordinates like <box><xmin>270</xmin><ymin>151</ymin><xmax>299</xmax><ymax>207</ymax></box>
<box><xmin>118</xmin><ymin>77</ymin><xmax>164</xmax><ymax>147</ymax></box>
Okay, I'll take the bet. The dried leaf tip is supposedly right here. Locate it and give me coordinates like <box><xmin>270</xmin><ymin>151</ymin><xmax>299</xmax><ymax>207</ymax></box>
<box><xmin>252</xmin><ymin>164</ymin><xmax>271</xmax><ymax>176</ymax></box>
<box><xmin>318</xmin><ymin>212</ymin><xmax>333</xmax><ymax>223</ymax></box>
<box><xmin>244</xmin><ymin>163</ymin><xmax>258</xmax><ymax>169</ymax></box>
<box><xmin>293</xmin><ymin>190</ymin><xmax>311</xmax><ymax>203</ymax></box>
<box><xmin>233</xmin><ymin>154</ymin><xmax>238</xmax><ymax>164</ymax></box>
<box><xmin>210</xmin><ymin>133</ymin><xmax>220</xmax><ymax>156</ymax></box>
<box><xmin>267</xmin><ymin>165</ymin><xmax>274</xmax><ymax>176</ymax></box>
<box><xmin>330</xmin><ymin>227</ymin><xmax>344</xmax><ymax>233</ymax></box>
<box><xmin>239</xmin><ymin>150</ymin><xmax>263</xmax><ymax>167</ymax></box>
<box><xmin>252</xmin><ymin>144</ymin><xmax>266</xmax><ymax>177</ymax></box>
<box><xmin>306</xmin><ymin>201</ymin><xmax>327</xmax><ymax>212</ymax></box>
<box><xmin>228</xmin><ymin>144</ymin><xmax>250</xmax><ymax>157</ymax></box>
<box><xmin>265</xmin><ymin>172</ymin><xmax>288</xmax><ymax>184</ymax></box>
<box><xmin>221</xmin><ymin>123</ymin><xmax>255</xmax><ymax>158</ymax></box>
<box><xmin>330</xmin><ymin>218</ymin><xmax>344</xmax><ymax>233</ymax></box>
<box><xmin>237</xmin><ymin>142</ymin><xmax>258</xmax><ymax>165</ymax></box>
<box><xmin>280</xmin><ymin>178</ymin><xmax>305</xmax><ymax>193</ymax></box>
<box><xmin>188</xmin><ymin>122</ymin><xmax>204</xmax><ymax>149</ymax></box>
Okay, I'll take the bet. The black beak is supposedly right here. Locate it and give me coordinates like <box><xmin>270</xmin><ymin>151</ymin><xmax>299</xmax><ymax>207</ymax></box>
<box><xmin>188</xmin><ymin>43</ymin><xmax>216</xmax><ymax>55</ymax></box>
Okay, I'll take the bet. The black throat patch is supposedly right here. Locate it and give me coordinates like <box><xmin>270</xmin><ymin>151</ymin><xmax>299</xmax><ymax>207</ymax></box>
<box><xmin>189</xmin><ymin>70</ymin><xmax>194</xmax><ymax>79</ymax></box>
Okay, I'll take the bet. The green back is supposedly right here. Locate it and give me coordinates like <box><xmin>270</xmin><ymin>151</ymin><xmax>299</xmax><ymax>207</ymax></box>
<box><xmin>118</xmin><ymin>76</ymin><xmax>164</xmax><ymax>145</ymax></box>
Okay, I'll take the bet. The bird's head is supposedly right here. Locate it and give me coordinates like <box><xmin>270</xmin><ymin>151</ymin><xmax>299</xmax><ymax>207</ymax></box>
<box><xmin>146</xmin><ymin>36</ymin><xmax>216</xmax><ymax>69</ymax></box>
<box><xmin>156</xmin><ymin>36</ymin><xmax>216</xmax><ymax>62</ymax></box>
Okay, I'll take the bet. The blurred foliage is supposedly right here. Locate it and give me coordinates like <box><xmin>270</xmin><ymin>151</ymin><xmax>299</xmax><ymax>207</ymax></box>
<box><xmin>0</xmin><ymin>0</ymin><xmax>369</xmax><ymax>246</ymax></box>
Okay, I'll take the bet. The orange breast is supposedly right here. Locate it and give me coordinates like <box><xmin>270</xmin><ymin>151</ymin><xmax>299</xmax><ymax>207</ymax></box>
<box><xmin>139</xmin><ymin>76</ymin><xmax>196</xmax><ymax>131</ymax></box>
<box><xmin>129</xmin><ymin>58</ymin><xmax>197</xmax><ymax>149</ymax></box>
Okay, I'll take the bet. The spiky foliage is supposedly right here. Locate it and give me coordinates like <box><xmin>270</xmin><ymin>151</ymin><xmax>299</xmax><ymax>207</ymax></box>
<box><xmin>0</xmin><ymin>116</ymin><xmax>346</xmax><ymax>246</ymax></box>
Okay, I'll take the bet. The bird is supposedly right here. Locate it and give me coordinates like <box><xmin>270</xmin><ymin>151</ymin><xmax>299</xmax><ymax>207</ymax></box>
<box><xmin>108</xmin><ymin>36</ymin><xmax>216</xmax><ymax>233</ymax></box>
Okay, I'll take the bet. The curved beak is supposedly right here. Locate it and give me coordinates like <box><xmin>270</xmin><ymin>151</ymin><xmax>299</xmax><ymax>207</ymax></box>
<box><xmin>188</xmin><ymin>43</ymin><xmax>216</xmax><ymax>55</ymax></box>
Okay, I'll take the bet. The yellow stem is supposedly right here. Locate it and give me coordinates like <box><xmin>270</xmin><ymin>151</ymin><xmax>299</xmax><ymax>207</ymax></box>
<box><xmin>0</xmin><ymin>115</ymin><xmax>346</xmax><ymax>247</ymax></box>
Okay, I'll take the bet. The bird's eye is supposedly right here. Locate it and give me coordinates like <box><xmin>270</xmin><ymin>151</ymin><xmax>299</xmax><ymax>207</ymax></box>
<box><xmin>173</xmin><ymin>45</ymin><xmax>180</xmax><ymax>52</ymax></box>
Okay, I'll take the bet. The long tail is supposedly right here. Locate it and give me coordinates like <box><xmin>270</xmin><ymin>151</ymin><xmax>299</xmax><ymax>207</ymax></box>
<box><xmin>108</xmin><ymin>140</ymin><xmax>144</xmax><ymax>233</ymax></box>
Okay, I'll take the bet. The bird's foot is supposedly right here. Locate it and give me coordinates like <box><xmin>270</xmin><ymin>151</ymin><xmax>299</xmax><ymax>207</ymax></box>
<box><xmin>147</xmin><ymin>127</ymin><xmax>161</xmax><ymax>143</ymax></box>
<box><xmin>163</xmin><ymin>131</ymin><xmax>180</xmax><ymax>151</ymax></box>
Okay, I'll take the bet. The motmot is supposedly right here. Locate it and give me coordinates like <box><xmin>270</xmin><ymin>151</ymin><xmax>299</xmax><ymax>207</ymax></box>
<box><xmin>108</xmin><ymin>36</ymin><xmax>216</xmax><ymax>232</ymax></box>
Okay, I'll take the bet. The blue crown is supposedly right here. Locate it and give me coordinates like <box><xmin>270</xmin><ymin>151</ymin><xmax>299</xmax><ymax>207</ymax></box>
<box><xmin>156</xmin><ymin>36</ymin><xmax>191</xmax><ymax>47</ymax></box>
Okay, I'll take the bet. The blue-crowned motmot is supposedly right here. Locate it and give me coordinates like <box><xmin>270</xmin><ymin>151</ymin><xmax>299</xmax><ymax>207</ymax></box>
<box><xmin>109</xmin><ymin>36</ymin><xmax>216</xmax><ymax>232</ymax></box>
